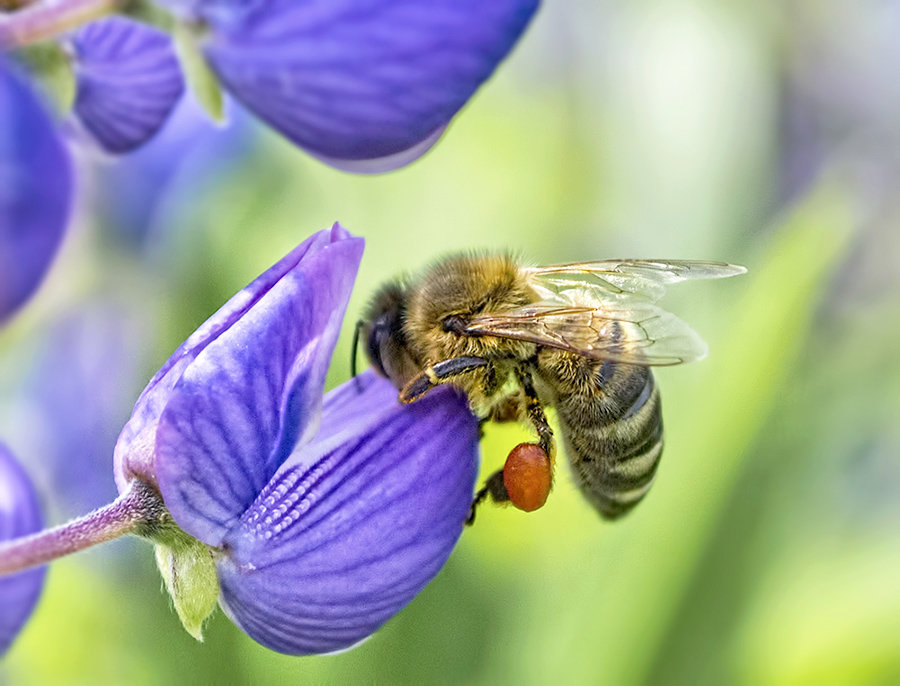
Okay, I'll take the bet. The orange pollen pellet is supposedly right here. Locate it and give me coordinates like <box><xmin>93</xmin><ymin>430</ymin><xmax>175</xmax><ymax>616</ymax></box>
<box><xmin>503</xmin><ymin>443</ymin><xmax>552</xmax><ymax>512</ymax></box>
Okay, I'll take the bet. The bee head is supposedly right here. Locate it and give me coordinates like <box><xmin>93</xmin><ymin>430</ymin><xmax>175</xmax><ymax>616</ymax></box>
<box><xmin>358</xmin><ymin>281</ymin><xmax>421</xmax><ymax>388</ymax></box>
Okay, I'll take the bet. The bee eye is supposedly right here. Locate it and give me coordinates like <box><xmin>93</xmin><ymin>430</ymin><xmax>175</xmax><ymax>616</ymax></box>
<box><xmin>442</xmin><ymin>315</ymin><xmax>467</xmax><ymax>334</ymax></box>
<box><xmin>365</xmin><ymin>315</ymin><xmax>394</xmax><ymax>378</ymax></box>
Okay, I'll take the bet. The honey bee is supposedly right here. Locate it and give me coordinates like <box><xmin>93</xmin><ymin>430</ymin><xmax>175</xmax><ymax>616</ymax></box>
<box><xmin>355</xmin><ymin>254</ymin><xmax>746</xmax><ymax>521</ymax></box>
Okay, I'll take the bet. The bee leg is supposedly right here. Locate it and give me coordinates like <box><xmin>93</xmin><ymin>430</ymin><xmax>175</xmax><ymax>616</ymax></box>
<box><xmin>514</xmin><ymin>365</ymin><xmax>555</xmax><ymax>459</ymax></box>
<box><xmin>399</xmin><ymin>356</ymin><xmax>491</xmax><ymax>403</ymax></box>
<box><xmin>466</xmin><ymin>469</ymin><xmax>509</xmax><ymax>526</ymax></box>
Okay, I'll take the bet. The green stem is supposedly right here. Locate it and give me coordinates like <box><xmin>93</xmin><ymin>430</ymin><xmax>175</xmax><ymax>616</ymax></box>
<box><xmin>0</xmin><ymin>480</ymin><xmax>167</xmax><ymax>576</ymax></box>
<box><xmin>0</xmin><ymin>0</ymin><xmax>123</xmax><ymax>50</ymax></box>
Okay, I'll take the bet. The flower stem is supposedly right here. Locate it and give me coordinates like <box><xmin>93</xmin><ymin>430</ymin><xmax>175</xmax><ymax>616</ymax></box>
<box><xmin>0</xmin><ymin>480</ymin><xmax>167</xmax><ymax>576</ymax></box>
<box><xmin>0</xmin><ymin>0</ymin><xmax>124</xmax><ymax>50</ymax></box>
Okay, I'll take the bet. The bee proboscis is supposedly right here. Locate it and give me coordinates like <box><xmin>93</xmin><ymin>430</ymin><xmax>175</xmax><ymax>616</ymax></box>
<box><xmin>356</xmin><ymin>254</ymin><xmax>746</xmax><ymax>521</ymax></box>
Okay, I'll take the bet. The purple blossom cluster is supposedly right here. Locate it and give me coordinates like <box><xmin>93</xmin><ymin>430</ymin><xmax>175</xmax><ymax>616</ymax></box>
<box><xmin>0</xmin><ymin>0</ymin><xmax>539</xmax><ymax>658</ymax></box>
<box><xmin>1</xmin><ymin>0</ymin><xmax>538</xmax><ymax>321</ymax></box>
<box><xmin>1</xmin><ymin>224</ymin><xmax>479</xmax><ymax>656</ymax></box>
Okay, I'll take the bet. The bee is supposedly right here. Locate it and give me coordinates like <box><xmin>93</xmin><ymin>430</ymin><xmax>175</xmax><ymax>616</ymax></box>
<box><xmin>355</xmin><ymin>254</ymin><xmax>746</xmax><ymax>521</ymax></box>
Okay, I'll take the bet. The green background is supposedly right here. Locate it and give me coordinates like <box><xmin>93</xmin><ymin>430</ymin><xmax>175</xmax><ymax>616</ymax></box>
<box><xmin>2</xmin><ymin>1</ymin><xmax>899</xmax><ymax>683</ymax></box>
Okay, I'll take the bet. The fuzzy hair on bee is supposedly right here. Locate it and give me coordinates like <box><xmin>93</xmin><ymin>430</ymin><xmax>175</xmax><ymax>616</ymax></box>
<box><xmin>355</xmin><ymin>252</ymin><xmax>746</xmax><ymax>521</ymax></box>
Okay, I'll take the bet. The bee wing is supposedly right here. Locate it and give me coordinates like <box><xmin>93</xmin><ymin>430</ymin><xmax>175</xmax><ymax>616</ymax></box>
<box><xmin>526</xmin><ymin>259</ymin><xmax>747</xmax><ymax>304</ymax></box>
<box><xmin>464</xmin><ymin>302</ymin><xmax>709</xmax><ymax>366</ymax></box>
<box><xmin>464</xmin><ymin>260</ymin><xmax>745</xmax><ymax>366</ymax></box>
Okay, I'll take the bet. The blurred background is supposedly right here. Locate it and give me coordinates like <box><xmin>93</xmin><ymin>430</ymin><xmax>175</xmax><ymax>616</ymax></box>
<box><xmin>2</xmin><ymin>0</ymin><xmax>899</xmax><ymax>683</ymax></box>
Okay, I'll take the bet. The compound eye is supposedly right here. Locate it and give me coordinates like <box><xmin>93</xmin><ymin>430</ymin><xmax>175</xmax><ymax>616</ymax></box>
<box><xmin>442</xmin><ymin>315</ymin><xmax>467</xmax><ymax>334</ymax></box>
<box><xmin>365</xmin><ymin>318</ymin><xmax>390</xmax><ymax>377</ymax></box>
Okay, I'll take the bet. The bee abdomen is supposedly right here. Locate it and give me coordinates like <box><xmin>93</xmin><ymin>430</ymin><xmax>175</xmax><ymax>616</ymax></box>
<box><xmin>557</xmin><ymin>367</ymin><xmax>664</xmax><ymax>519</ymax></box>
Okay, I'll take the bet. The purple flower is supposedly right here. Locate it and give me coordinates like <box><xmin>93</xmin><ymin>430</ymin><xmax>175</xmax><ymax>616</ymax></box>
<box><xmin>165</xmin><ymin>0</ymin><xmax>540</xmax><ymax>171</ymax></box>
<box><xmin>114</xmin><ymin>224</ymin><xmax>479</xmax><ymax>653</ymax></box>
<box><xmin>69</xmin><ymin>17</ymin><xmax>185</xmax><ymax>153</ymax></box>
<box><xmin>0</xmin><ymin>18</ymin><xmax>181</xmax><ymax>322</ymax></box>
<box><xmin>0</xmin><ymin>59</ymin><xmax>72</xmax><ymax>324</ymax></box>
<box><xmin>0</xmin><ymin>444</ymin><xmax>45</xmax><ymax>656</ymax></box>
<box><xmin>219</xmin><ymin>370</ymin><xmax>477</xmax><ymax>653</ymax></box>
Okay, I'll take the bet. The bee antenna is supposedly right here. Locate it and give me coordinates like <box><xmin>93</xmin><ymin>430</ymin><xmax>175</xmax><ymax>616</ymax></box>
<box><xmin>350</xmin><ymin>319</ymin><xmax>364</xmax><ymax>384</ymax></box>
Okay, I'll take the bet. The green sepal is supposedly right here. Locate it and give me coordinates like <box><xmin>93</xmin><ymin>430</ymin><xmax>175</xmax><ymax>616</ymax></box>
<box><xmin>173</xmin><ymin>21</ymin><xmax>224</xmax><ymax>123</ymax></box>
<box><xmin>17</xmin><ymin>43</ymin><xmax>76</xmax><ymax>116</ymax></box>
<box><xmin>152</xmin><ymin>526</ymin><xmax>220</xmax><ymax>641</ymax></box>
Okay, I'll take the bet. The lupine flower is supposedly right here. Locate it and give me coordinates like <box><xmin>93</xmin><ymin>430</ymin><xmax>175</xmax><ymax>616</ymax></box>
<box><xmin>114</xmin><ymin>224</ymin><xmax>479</xmax><ymax>653</ymax></box>
<box><xmin>3</xmin><ymin>1</ymin><xmax>537</xmax><ymax>170</ymax></box>
<box><xmin>161</xmin><ymin>0</ymin><xmax>540</xmax><ymax>171</ymax></box>
<box><xmin>0</xmin><ymin>444</ymin><xmax>45</xmax><ymax>656</ymax></box>
<box><xmin>69</xmin><ymin>16</ymin><xmax>185</xmax><ymax>153</ymax></box>
<box><xmin>0</xmin><ymin>58</ymin><xmax>72</xmax><ymax>324</ymax></box>
<box><xmin>0</xmin><ymin>15</ymin><xmax>181</xmax><ymax>322</ymax></box>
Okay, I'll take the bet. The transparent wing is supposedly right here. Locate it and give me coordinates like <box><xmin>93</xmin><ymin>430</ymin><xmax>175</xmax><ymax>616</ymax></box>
<box><xmin>464</xmin><ymin>303</ymin><xmax>708</xmax><ymax>366</ymax></box>
<box><xmin>526</xmin><ymin>259</ymin><xmax>747</xmax><ymax>304</ymax></box>
<box><xmin>464</xmin><ymin>260</ymin><xmax>746</xmax><ymax>366</ymax></box>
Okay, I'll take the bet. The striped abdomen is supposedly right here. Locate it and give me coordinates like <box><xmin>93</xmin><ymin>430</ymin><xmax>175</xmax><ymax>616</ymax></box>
<box><xmin>542</xmin><ymin>355</ymin><xmax>663</xmax><ymax>519</ymax></box>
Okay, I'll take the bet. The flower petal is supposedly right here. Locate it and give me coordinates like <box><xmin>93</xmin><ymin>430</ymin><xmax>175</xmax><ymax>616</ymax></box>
<box><xmin>199</xmin><ymin>0</ymin><xmax>540</xmax><ymax>170</ymax></box>
<box><xmin>307</xmin><ymin>124</ymin><xmax>446</xmax><ymax>175</ymax></box>
<box><xmin>0</xmin><ymin>60</ymin><xmax>72</xmax><ymax>324</ymax></box>
<box><xmin>71</xmin><ymin>17</ymin><xmax>185</xmax><ymax>153</ymax></box>
<box><xmin>0</xmin><ymin>444</ymin><xmax>45</xmax><ymax>656</ymax></box>
<box><xmin>150</xmin><ymin>227</ymin><xmax>363</xmax><ymax>545</ymax></box>
<box><xmin>114</xmin><ymin>224</ymin><xmax>358</xmax><ymax>493</ymax></box>
<box><xmin>217</xmin><ymin>371</ymin><xmax>479</xmax><ymax>655</ymax></box>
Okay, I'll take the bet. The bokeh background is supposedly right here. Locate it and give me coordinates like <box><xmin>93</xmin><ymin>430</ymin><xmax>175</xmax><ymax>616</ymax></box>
<box><xmin>2</xmin><ymin>0</ymin><xmax>899</xmax><ymax>683</ymax></box>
